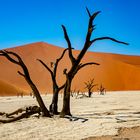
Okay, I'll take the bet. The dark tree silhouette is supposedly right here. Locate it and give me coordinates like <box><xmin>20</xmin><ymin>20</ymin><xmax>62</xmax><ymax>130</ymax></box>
<box><xmin>84</xmin><ymin>78</ymin><xmax>97</xmax><ymax>97</ymax></box>
<box><xmin>0</xmin><ymin>50</ymin><xmax>51</xmax><ymax>117</ymax></box>
<box><xmin>98</xmin><ymin>84</ymin><xmax>106</xmax><ymax>95</ymax></box>
<box><xmin>60</xmin><ymin>8</ymin><xmax>129</xmax><ymax>117</ymax></box>
<box><xmin>37</xmin><ymin>48</ymin><xmax>69</xmax><ymax>115</ymax></box>
<box><xmin>0</xmin><ymin>105</ymin><xmax>41</xmax><ymax>123</ymax></box>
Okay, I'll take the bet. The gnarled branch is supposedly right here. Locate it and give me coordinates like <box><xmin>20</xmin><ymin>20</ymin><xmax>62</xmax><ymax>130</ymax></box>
<box><xmin>91</xmin><ymin>37</ymin><xmax>129</xmax><ymax>45</ymax></box>
<box><xmin>54</xmin><ymin>48</ymin><xmax>69</xmax><ymax>74</ymax></box>
<box><xmin>0</xmin><ymin>50</ymin><xmax>31</xmax><ymax>77</ymax></box>
<box><xmin>37</xmin><ymin>48</ymin><xmax>68</xmax><ymax>88</ymax></box>
<box><xmin>37</xmin><ymin>59</ymin><xmax>53</xmax><ymax>76</ymax></box>
<box><xmin>0</xmin><ymin>50</ymin><xmax>20</xmax><ymax>65</ymax></box>
<box><xmin>0</xmin><ymin>106</ymin><xmax>41</xmax><ymax>123</ymax></box>
<box><xmin>56</xmin><ymin>48</ymin><xmax>69</xmax><ymax>62</ymax></box>
<box><xmin>77</xmin><ymin>62</ymin><xmax>100</xmax><ymax>72</ymax></box>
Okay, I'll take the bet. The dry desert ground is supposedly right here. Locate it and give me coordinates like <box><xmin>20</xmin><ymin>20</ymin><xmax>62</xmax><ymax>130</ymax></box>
<box><xmin>0</xmin><ymin>91</ymin><xmax>140</xmax><ymax>140</ymax></box>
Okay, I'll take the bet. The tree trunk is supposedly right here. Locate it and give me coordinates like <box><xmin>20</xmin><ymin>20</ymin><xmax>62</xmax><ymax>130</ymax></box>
<box><xmin>49</xmin><ymin>87</ymin><xmax>59</xmax><ymax>115</ymax></box>
<box><xmin>60</xmin><ymin>77</ymin><xmax>72</xmax><ymax>117</ymax></box>
<box><xmin>28</xmin><ymin>81</ymin><xmax>50</xmax><ymax>117</ymax></box>
<box><xmin>88</xmin><ymin>90</ymin><xmax>92</xmax><ymax>97</ymax></box>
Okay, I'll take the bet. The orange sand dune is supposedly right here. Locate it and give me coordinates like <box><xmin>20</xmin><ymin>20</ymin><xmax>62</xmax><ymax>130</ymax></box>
<box><xmin>0</xmin><ymin>42</ymin><xmax>140</xmax><ymax>95</ymax></box>
<box><xmin>0</xmin><ymin>80</ymin><xmax>27</xmax><ymax>96</ymax></box>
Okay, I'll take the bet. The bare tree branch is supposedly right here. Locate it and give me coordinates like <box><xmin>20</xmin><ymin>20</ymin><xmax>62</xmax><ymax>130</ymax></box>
<box><xmin>4</xmin><ymin>50</ymin><xmax>23</xmax><ymax>62</ymax></box>
<box><xmin>1</xmin><ymin>50</ymin><xmax>31</xmax><ymax>78</ymax></box>
<box><xmin>86</xmin><ymin>7</ymin><xmax>91</xmax><ymax>17</ymax></box>
<box><xmin>59</xmin><ymin>84</ymin><xmax>65</xmax><ymax>91</ymax></box>
<box><xmin>37</xmin><ymin>59</ymin><xmax>58</xmax><ymax>88</ymax></box>
<box><xmin>37</xmin><ymin>59</ymin><xmax>53</xmax><ymax>76</ymax></box>
<box><xmin>77</xmin><ymin>62</ymin><xmax>99</xmax><ymax>72</ymax></box>
<box><xmin>76</xmin><ymin>10</ymin><xmax>100</xmax><ymax>63</ymax></box>
<box><xmin>0</xmin><ymin>50</ymin><xmax>20</xmax><ymax>65</ymax></box>
<box><xmin>87</xmin><ymin>10</ymin><xmax>101</xmax><ymax>35</ymax></box>
<box><xmin>17</xmin><ymin>71</ymin><xmax>25</xmax><ymax>77</ymax></box>
<box><xmin>56</xmin><ymin>48</ymin><xmax>69</xmax><ymax>62</ymax></box>
<box><xmin>91</xmin><ymin>37</ymin><xmax>129</xmax><ymax>45</ymax></box>
<box><xmin>54</xmin><ymin>48</ymin><xmax>69</xmax><ymax>74</ymax></box>
<box><xmin>90</xmin><ymin>11</ymin><xmax>101</xmax><ymax>20</ymax></box>
<box><xmin>62</xmin><ymin>25</ymin><xmax>76</xmax><ymax>64</ymax></box>
<box><xmin>84</xmin><ymin>9</ymin><xmax>101</xmax><ymax>46</ymax></box>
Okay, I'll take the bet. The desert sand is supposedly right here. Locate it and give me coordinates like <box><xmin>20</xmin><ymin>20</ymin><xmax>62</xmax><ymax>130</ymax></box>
<box><xmin>85</xmin><ymin>126</ymin><xmax>140</xmax><ymax>140</ymax></box>
<box><xmin>0</xmin><ymin>91</ymin><xmax>140</xmax><ymax>140</ymax></box>
<box><xmin>0</xmin><ymin>42</ymin><xmax>140</xmax><ymax>96</ymax></box>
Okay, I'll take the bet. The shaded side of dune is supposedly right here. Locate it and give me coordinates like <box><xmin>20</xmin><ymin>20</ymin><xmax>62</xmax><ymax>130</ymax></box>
<box><xmin>0</xmin><ymin>80</ymin><xmax>28</xmax><ymax>96</ymax></box>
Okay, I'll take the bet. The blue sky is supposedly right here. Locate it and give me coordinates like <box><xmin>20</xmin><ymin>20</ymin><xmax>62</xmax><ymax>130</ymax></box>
<box><xmin>0</xmin><ymin>0</ymin><xmax>140</xmax><ymax>55</ymax></box>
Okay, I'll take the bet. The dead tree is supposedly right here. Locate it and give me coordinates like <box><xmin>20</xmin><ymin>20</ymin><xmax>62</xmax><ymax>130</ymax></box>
<box><xmin>0</xmin><ymin>105</ymin><xmax>41</xmax><ymax>123</ymax></box>
<box><xmin>84</xmin><ymin>78</ymin><xmax>97</xmax><ymax>97</ymax></box>
<box><xmin>0</xmin><ymin>112</ymin><xmax>5</xmax><ymax>116</ymax></box>
<box><xmin>0</xmin><ymin>50</ymin><xmax>51</xmax><ymax>117</ymax></box>
<box><xmin>75</xmin><ymin>91</ymin><xmax>88</xmax><ymax>99</ymax></box>
<box><xmin>98</xmin><ymin>84</ymin><xmax>106</xmax><ymax>95</ymax></box>
<box><xmin>60</xmin><ymin>8</ymin><xmax>129</xmax><ymax>117</ymax></box>
<box><xmin>70</xmin><ymin>88</ymin><xmax>77</xmax><ymax>97</ymax></box>
<box><xmin>37</xmin><ymin>48</ymin><xmax>69</xmax><ymax>115</ymax></box>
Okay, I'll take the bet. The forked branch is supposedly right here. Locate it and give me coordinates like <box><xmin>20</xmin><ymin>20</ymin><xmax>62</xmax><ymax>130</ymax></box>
<box><xmin>76</xmin><ymin>9</ymin><xmax>100</xmax><ymax>63</ymax></box>
<box><xmin>54</xmin><ymin>48</ymin><xmax>69</xmax><ymax>74</ymax></box>
<box><xmin>37</xmin><ymin>48</ymin><xmax>69</xmax><ymax>86</ymax></box>
<box><xmin>56</xmin><ymin>48</ymin><xmax>69</xmax><ymax>62</ymax></box>
<box><xmin>0</xmin><ymin>50</ymin><xmax>20</xmax><ymax>65</ymax></box>
<box><xmin>77</xmin><ymin>62</ymin><xmax>100</xmax><ymax>72</ymax></box>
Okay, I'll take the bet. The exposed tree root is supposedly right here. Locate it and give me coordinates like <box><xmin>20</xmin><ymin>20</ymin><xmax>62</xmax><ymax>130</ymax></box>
<box><xmin>0</xmin><ymin>112</ymin><xmax>5</xmax><ymax>116</ymax></box>
<box><xmin>6</xmin><ymin>108</ymin><xmax>25</xmax><ymax>118</ymax></box>
<box><xmin>0</xmin><ymin>106</ymin><xmax>89</xmax><ymax>123</ymax></box>
<box><xmin>0</xmin><ymin>106</ymin><xmax>41</xmax><ymax>123</ymax></box>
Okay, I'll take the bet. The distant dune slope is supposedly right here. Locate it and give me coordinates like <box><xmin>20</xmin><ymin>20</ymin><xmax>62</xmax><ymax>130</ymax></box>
<box><xmin>0</xmin><ymin>42</ymin><xmax>140</xmax><ymax>95</ymax></box>
<box><xmin>0</xmin><ymin>80</ymin><xmax>27</xmax><ymax>96</ymax></box>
